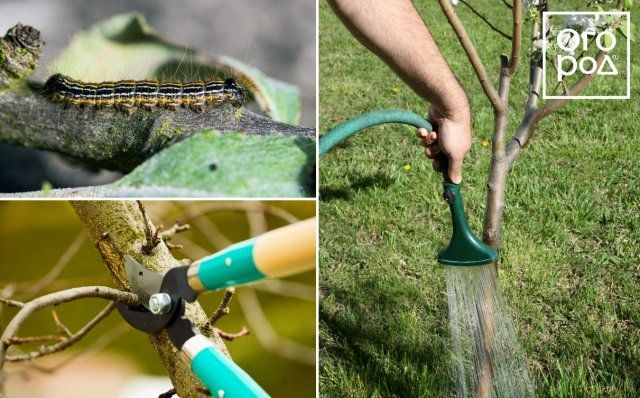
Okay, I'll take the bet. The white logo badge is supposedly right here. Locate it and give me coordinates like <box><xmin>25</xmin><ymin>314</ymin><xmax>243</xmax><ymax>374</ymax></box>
<box><xmin>542</xmin><ymin>12</ymin><xmax>630</xmax><ymax>100</ymax></box>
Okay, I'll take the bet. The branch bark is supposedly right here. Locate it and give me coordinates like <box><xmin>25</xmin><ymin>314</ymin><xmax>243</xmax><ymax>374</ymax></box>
<box><xmin>0</xmin><ymin>94</ymin><xmax>313</xmax><ymax>172</ymax></box>
<box><xmin>71</xmin><ymin>200</ymin><xmax>229</xmax><ymax>398</ymax></box>
<box><xmin>506</xmin><ymin>0</ymin><xmax>523</xmax><ymax>76</ymax></box>
<box><xmin>437</xmin><ymin>0</ymin><xmax>504</xmax><ymax>113</ymax></box>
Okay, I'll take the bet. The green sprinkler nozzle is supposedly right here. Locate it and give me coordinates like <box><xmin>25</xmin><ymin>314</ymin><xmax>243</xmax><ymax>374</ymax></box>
<box><xmin>436</xmin><ymin>179</ymin><xmax>498</xmax><ymax>266</ymax></box>
<box><xmin>319</xmin><ymin>109</ymin><xmax>499</xmax><ymax>266</ymax></box>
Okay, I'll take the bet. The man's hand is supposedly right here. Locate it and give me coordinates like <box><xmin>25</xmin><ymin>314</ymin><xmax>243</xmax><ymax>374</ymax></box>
<box><xmin>328</xmin><ymin>0</ymin><xmax>473</xmax><ymax>183</ymax></box>
<box><xmin>416</xmin><ymin>103</ymin><xmax>471</xmax><ymax>184</ymax></box>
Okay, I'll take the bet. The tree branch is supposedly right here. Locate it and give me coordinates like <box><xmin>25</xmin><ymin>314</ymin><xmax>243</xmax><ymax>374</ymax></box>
<box><xmin>4</xmin><ymin>335</ymin><xmax>64</xmax><ymax>346</ymax></box>
<box><xmin>160</xmin><ymin>220</ymin><xmax>190</xmax><ymax>250</ymax></box>
<box><xmin>437</xmin><ymin>0</ymin><xmax>504</xmax><ymax>113</ymax></box>
<box><xmin>138</xmin><ymin>201</ymin><xmax>161</xmax><ymax>254</ymax></box>
<box><xmin>0</xmin><ymin>286</ymin><xmax>138</xmax><ymax>370</ymax></box>
<box><xmin>17</xmin><ymin>232</ymin><xmax>86</xmax><ymax>300</ymax></box>
<box><xmin>506</xmin><ymin>0</ymin><xmax>523</xmax><ymax>76</ymax></box>
<box><xmin>459</xmin><ymin>1</ymin><xmax>512</xmax><ymax>40</ymax></box>
<box><xmin>5</xmin><ymin>302</ymin><xmax>116</xmax><ymax>362</ymax></box>
<box><xmin>160</xmin><ymin>221</ymin><xmax>190</xmax><ymax>241</ymax></box>
<box><xmin>0</xmin><ymin>298</ymin><xmax>24</xmax><ymax>308</ymax></box>
<box><xmin>215</xmin><ymin>326</ymin><xmax>250</xmax><ymax>342</ymax></box>
<box><xmin>505</xmin><ymin>8</ymin><xmax>546</xmax><ymax>169</ymax></box>
<box><xmin>209</xmin><ymin>288</ymin><xmax>236</xmax><ymax>325</ymax></box>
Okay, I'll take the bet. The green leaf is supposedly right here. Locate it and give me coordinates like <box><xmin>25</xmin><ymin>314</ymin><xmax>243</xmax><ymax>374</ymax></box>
<box><xmin>48</xmin><ymin>12</ymin><xmax>301</xmax><ymax>123</ymax></box>
<box><xmin>624</xmin><ymin>0</ymin><xmax>633</xmax><ymax>10</ymax></box>
<box><xmin>112</xmin><ymin>131</ymin><xmax>314</xmax><ymax>197</ymax></box>
<box><xmin>603</xmin><ymin>33</ymin><xmax>613</xmax><ymax>50</ymax></box>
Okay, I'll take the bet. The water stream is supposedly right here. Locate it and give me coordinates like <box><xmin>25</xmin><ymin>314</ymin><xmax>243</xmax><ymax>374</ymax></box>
<box><xmin>446</xmin><ymin>265</ymin><xmax>534</xmax><ymax>397</ymax></box>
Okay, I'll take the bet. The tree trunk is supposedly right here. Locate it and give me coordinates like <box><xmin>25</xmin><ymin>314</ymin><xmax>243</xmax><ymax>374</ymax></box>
<box><xmin>71</xmin><ymin>200</ymin><xmax>227</xmax><ymax>398</ymax></box>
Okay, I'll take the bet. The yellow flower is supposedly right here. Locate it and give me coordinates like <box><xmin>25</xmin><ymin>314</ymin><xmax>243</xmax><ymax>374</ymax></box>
<box><xmin>482</xmin><ymin>140</ymin><xmax>490</xmax><ymax>148</ymax></box>
<box><xmin>392</xmin><ymin>86</ymin><xmax>399</xmax><ymax>94</ymax></box>
<box><xmin>403</xmin><ymin>164</ymin><xmax>411</xmax><ymax>171</ymax></box>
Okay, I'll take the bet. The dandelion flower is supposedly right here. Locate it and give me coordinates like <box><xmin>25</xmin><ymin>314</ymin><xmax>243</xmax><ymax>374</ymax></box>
<box><xmin>403</xmin><ymin>164</ymin><xmax>411</xmax><ymax>171</ymax></box>
<box><xmin>482</xmin><ymin>140</ymin><xmax>490</xmax><ymax>148</ymax></box>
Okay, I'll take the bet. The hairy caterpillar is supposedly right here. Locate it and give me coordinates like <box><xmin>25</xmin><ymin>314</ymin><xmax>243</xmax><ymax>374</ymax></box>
<box><xmin>43</xmin><ymin>74</ymin><xmax>244</xmax><ymax>114</ymax></box>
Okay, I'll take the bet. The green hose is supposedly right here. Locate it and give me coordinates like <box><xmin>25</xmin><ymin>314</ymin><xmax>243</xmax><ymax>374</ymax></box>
<box><xmin>319</xmin><ymin>109</ymin><xmax>433</xmax><ymax>156</ymax></box>
<box><xmin>319</xmin><ymin>109</ymin><xmax>498</xmax><ymax>266</ymax></box>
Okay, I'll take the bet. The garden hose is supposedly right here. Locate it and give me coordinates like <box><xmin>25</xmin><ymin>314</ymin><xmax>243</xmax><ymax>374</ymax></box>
<box><xmin>320</xmin><ymin>109</ymin><xmax>498</xmax><ymax>266</ymax></box>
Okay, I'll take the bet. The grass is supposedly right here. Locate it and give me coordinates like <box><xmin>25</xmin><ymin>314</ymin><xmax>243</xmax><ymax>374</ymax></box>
<box><xmin>319</xmin><ymin>1</ymin><xmax>640</xmax><ymax>397</ymax></box>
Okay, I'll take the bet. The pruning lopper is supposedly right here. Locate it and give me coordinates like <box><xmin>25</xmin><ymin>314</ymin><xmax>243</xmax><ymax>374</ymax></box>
<box><xmin>116</xmin><ymin>218</ymin><xmax>316</xmax><ymax>397</ymax></box>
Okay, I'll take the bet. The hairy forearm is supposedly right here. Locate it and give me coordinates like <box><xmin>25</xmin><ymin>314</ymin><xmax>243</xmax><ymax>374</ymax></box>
<box><xmin>328</xmin><ymin>0</ymin><xmax>469</xmax><ymax>120</ymax></box>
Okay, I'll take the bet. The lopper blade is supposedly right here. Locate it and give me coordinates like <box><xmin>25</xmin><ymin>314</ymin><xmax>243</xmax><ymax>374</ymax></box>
<box><xmin>124</xmin><ymin>255</ymin><xmax>164</xmax><ymax>310</ymax></box>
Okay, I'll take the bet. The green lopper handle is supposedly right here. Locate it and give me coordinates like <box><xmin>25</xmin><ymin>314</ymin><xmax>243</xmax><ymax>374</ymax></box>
<box><xmin>319</xmin><ymin>109</ymin><xmax>498</xmax><ymax>266</ymax></box>
<box><xmin>184</xmin><ymin>335</ymin><xmax>269</xmax><ymax>397</ymax></box>
<box><xmin>186</xmin><ymin>219</ymin><xmax>316</xmax><ymax>292</ymax></box>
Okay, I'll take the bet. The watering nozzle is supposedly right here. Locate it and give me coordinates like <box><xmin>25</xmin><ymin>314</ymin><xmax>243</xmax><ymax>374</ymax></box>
<box><xmin>437</xmin><ymin>178</ymin><xmax>499</xmax><ymax>266</ymax></box>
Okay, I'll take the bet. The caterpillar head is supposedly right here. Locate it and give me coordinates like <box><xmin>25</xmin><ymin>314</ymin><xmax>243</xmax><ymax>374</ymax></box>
<box><xmin>223</xmin><ymin>78</ymin><xmax>244</xmax><ymax>106</ymax></box>
<box><xmin>44</xmin><ymin>73</ymin><xmax>68</xmax><ymax>93</ymax></box>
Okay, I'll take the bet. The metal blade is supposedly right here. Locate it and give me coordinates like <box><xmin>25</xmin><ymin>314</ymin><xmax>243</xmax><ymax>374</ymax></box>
<box><xmin>116</xmin><ymin>303</ymin><xmax>174</xmax><ymax>333</ymax></box>
<box><xmin>125</xmin><ymin>255</ymin><xmax>164</xmax><ymax>310</ymax></box>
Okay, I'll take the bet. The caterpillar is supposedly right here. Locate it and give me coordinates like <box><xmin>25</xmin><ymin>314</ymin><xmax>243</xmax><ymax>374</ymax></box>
<box><xmin>43</xmin><ymin>74</ymin><xmax>244</xmax><ymax>114</ymax></box>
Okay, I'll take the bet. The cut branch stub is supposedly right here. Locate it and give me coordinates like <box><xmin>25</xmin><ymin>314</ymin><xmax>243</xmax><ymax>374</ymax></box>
<box><xmin>0</xmin><ymin>24</ymin><xmax>43</xmax><ymax>89</ymax></box>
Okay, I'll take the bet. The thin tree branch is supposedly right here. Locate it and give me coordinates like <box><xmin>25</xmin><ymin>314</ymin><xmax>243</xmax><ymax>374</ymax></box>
<box><xmin>139</xmin><ymin>201</ymin><xmax>161</xmax><ymax>254</ymax></box>
<box><xmin>0</xmin><ymin>298</ymin><xmax>24</xmax><ymax>308</ymax></box>
<box><xmin>5</xmin><ymin>303</ymin><xmax>116</xmax><ymax>362</ymax></box>
<box><xmin>158</xmin><ymin>388</ymin><xmax>177</xmax><ymax>398</ymax></box>
<box><xmin>437</xmin><ymin>0</ymin><xmax>504</xmax><ymax>113</ymax></box>
<box><xmin>506</xmin><ymin>0</ymin><xmax>523</xmax><ymax>76</ymax></box>
<box><xmin>237</xmin><ymin>288</ymin><xmax>315</xmax><ymax>366</ymax></box>
<box><xmin>4</xmin><ymin>335</ymin><xmax>64</xmax><ymax>345</ymax></box>
<box><xmin>160</xmin><ymin>221</ymin><xmax>190</xmax><ymax>251</ymax></box>
<box><xmin>0</xmin><ymin>286</ymin><xmax>138</xmax><ymax>369</ymax></box>
<box><xmin>252</xmin><ymin>279</ymin><xmax>316</xmax><ymax>301</ymax></box>
<box><xmin>501</xmin><ymin>0</ymin><xmax>513</xmax><ymax>9</ymax></box>
<box><xmin>17</xmin><ymin>232</ymin><xmax>86</xmax><ymax>300</ymax></box>
<box><xmin>159</xmin><ymin>386</ymin><xmax>211</xmax><ymax>398</ymax></box>
<box><xmin>209</xmin><ymin>288</ymin><xmax>236</xmax><ymax>325</ymax></box>
<box><xmin>504</xmin><ymin>7</ymin><xmax>546</xmax><ymax>169</ymax></box>
<box><xmin>52</xmin><ymin>309</ymin><xmax>73</xmax><ymax>338</ymax></box>
<box><xmin>23</xmin><ymin>323</ymin><xmax>128</xmax><ymax>374</ymax></box>
<box><xmin>215</xmin><ymin>326</ymin><xmax>250</xmax><ymax>341</ymax></box>
<box><xmin>459</xmin><ymin>1</ymin><xmax>512</xmax><ymax>40</ymax></box>
<box><xmin>160</xmin><ymin>221</ymin><xmax>190</xmax><ymax>241</ymax></box>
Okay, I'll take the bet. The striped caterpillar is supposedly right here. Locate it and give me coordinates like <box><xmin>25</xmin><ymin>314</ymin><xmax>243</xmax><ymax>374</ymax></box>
<box><xmin>43</xmin><ymin>74</ymin><xmax>244</xmax><ymax>114</ymax></box>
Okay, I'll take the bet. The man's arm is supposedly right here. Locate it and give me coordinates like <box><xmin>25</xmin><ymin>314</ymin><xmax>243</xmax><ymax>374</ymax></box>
<box><xmin>328</xmin><ymin>0</ymin><xmax>471</xmax><ymax>183</ymax></box>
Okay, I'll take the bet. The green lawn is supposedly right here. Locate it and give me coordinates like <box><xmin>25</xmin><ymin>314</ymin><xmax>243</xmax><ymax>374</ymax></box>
<box><xmin>319</xmin><ymin>1</ymin><xmax>640</xmax><ymax>397</ymax></box>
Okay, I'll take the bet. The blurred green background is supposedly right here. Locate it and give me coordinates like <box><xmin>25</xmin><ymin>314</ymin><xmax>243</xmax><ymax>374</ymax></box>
<box><xmin>0</xmin><ymin>200</ymin><xmax>316</xmax><ymax>398</ymax></box>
